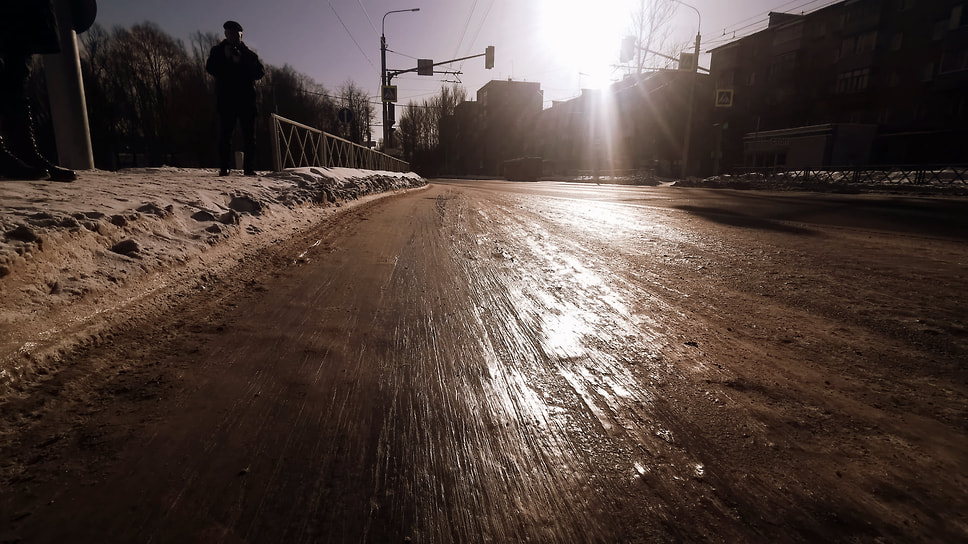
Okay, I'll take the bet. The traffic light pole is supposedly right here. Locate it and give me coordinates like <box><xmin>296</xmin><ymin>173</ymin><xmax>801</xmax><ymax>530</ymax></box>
<box><xmin>383</xmin><ymin>47</ymin><xmax>494</xmax><ymax>150</ymax></box>
<box><xmin>381</xmin><ymin>8</ymin><xmax>419</xmax><ymax>151</ymax></box>
<box><xmin>680</xmin><ymin>30</ymin><xmax>701</xmax><ymax>179</ymax></box>
<box><xmin>386</xmin><ymin>50</ymin><xmax>491</xmax><ymax>80</ymax></box>
<box><xmin>381</xmin><ymin>33</ymin><xmax>388</xmax><ymax>149</ymax></box>
<box><xmin>675</xmin><ymin>0</ymin><xmax>701</xmax><ymax>180</ymax></box>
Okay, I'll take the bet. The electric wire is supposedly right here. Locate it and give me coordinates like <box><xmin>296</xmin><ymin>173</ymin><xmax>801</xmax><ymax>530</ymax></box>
<box><xmin>268</xmin><ymin>81</ymin><xmax>441</xmax><ymax>110</ymax></box>
<box><xmin>326</xmin><ymin>0</ymin><xmax>375</xmax><ymax>67</ymax></box>
<box><xmin>357</xmin><ymin>0</ymin><xmax>378</xmax><ymax>38</ymax></box>
<box><xmin>465</xmin><ymin>0</ymin><xmax>495</xmax><ymax>55</ymax></box>
<box><xmin>702</xmin><ymin>0</ymin><xmax>844</xmax><ymax>50</ymax></box>
<box><xmin>453</xmin><ymin>0</ymin><xmax>480</xmax><ymax>58</ymax></box>
<box><xmin>457</xmin><ymin>0</ymin><xmax>496</xmax><ymax>74</ymax></box>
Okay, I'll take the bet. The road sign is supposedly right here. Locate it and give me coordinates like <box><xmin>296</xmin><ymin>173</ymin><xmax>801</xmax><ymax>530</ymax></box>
<box><xmin>716</xmin><ymin>89</ymin><xmax>734</xmax><ymax>108</ymax></box>
<box><xmin>418</xmin><ymin>59</ymin><xmax>434</xmax><ymax>76</ymax></box>
<box><xmin>382</xmin><ymin>85</ymin><xmax>398</xmax><ymax>103</ymax></box>
<box><xmin>679</xmin><ymin>52</ymin><xmax>696</xmax><ymax>71</ymax></box>
<box><xmin>337</xmin><ymin>107</ymin><xmax>353</xmax><ymax>123</ymax></box>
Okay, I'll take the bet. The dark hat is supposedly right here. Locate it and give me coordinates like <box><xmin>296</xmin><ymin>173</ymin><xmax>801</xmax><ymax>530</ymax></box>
<box><xmin>223</xmin><ymin>20</ymin><xmax>243</xmax><ymax>32</ymax></box>
<box><xmin>72</xmin><ymin>0</ymin><xmax>98</xmax><ymax>34</ymax></box>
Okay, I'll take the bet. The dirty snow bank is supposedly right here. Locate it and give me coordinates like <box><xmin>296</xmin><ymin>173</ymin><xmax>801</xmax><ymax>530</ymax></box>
<box><xmin>0</xmin><ymin>166</ymin><xmax>424</xmax><ymax>394</ymax></box>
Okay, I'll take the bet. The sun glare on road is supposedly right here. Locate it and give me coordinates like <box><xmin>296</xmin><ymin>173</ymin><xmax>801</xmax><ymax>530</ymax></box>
<box><xmin>537</xmin><ymin>0</ymin><xmax>636</xmax><ymax>89</ymax></box>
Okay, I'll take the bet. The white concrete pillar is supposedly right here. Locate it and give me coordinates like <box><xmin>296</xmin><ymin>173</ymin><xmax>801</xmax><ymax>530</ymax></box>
<box><xmin>42</xmin><ymin>0</ymin><xmax>95</xmax><ymax>170</ymax></box>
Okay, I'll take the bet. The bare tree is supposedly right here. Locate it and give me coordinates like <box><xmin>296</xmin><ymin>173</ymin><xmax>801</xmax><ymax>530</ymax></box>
<box><xmin>71</xmin><ymin>22</ymin><xmax>349</xmax><ymax>169</ymax></box>
<box><xmin>264</xmin><ymin>65</ymin><xmax>335</xmax><ymax>132</ymax></box>
<box><xmin>626</xmin><ymin>0</ymin><xmax>677</xmax><ymax>74</ymax></box>
<box><xmin>189</xmin><ymin>31</ymin><xmax>221</xmax><ymax>71</ymax></box>
<box><xmin>337</xmin><ymin>80</ymin><xmax>373</xmax><ymax>145</ymax></box>
<box><xmin>397</xmin><ymin>84</ymin><xmax>467</xmax><ymax>174</ymax></box>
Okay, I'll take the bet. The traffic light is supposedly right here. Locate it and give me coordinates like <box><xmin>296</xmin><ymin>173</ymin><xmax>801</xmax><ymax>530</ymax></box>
<box><xmin>620</xmin><ymin>36</ymin><xmax>635</xmax><ymax>63</ymax></box>
<box><xmin>485</xmin><ymin>46</ymin><xmax>494</xmax><ymax>69</ymax></box>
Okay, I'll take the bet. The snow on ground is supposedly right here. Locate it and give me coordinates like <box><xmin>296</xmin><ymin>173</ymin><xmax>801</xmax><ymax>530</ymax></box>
<box><xmin>0</xmin><ymin>166</ymin><xmax>425</xmax><ymax>394</ymax></box>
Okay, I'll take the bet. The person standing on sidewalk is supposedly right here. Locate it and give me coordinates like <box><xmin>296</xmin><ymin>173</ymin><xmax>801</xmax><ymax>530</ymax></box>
<box><xmin>206</xmin><ymin>20</ymin><xmax>265</xmax><ymax>177</ymax></box>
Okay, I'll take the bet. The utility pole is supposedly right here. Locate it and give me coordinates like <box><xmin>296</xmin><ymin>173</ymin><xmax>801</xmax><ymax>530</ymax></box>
<box><xmin>381</xmin><ymin>8</ymin><xmax>419</xmax><ymax>151</ymax></box>
<box><xmin>383</xmin><ymin>45</ymin><xmax>495</xmax><ymax>151</ymax></box>
<box><xmin>675</xmin><ymin>0</ymin><xmax>701</xmax><ymax>180</ymax></box>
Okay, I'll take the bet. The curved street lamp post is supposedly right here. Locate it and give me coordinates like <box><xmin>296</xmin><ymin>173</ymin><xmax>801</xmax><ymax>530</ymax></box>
<box><xmin>381</xmin><ymin>8</ymin><xmax>420</xmax><ymax>150</ymax></box>
<box><xmin>674</xmin><ymin>0</ymin><xmax>701</xmax><ymax>179</ymax></box>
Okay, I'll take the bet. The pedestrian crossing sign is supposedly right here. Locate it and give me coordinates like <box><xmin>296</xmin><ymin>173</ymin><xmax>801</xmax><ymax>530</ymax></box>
<box><xmin>716</xmin><ymin>89</ymin><xmax>734</xmax><ymax>108</ymax></box>
<box><xmin>382</xmin><ymin>85</ymin><xmax>398</xmax><ymax>103</ymax></box>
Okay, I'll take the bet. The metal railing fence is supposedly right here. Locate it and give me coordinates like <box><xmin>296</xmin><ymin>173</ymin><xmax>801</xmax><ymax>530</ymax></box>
<box><xmin>270</xmin><ymin>114</ymin><xmax>409</xmax><ymax>173</ymax></box>
<box><xmin>732</xmin><ymin>165</ymin><xmax>968</xmax><ymax>185</ymax></box>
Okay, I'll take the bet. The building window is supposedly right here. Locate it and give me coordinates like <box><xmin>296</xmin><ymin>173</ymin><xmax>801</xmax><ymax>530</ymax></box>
<box><xmin>836</xmin><ymin>68</ymin><xmax>871</xmax><ymax>93</ymax></box>
<box><xmin>891</xmin><ymin>33</ymin><xmax>903</xmax><ymax>51</ymax></box>
<box><xmin>768</xmin><ymin>51</ymin><xmax>797</xmax><ymax>79</ymax></box>
<box><xmin>922</xmin><ymin>62</ymin><xmax>935</xmax><ymax>81</ymax></box>
<box><xmin>914</xmin><ymin>102</ymin><xmax>927</xmax><ymax>121</ymax></box>
<box><xmin>840</xmin><ymin>36</ymin><xmax>856</xmax><ymax>58</ymax></box>
<box><xmin>951</xmin><ymin>5</ymin><xmax>964</xmax><ymax>30</ymax></box>
<box><xmin>856</xmin><ymin>31</ymin><xmax>878</xmax><ymax>53</ymax></box>
<box><xmin>773</xmin><ymin>24</ymin><xmax>804</xmax><ymax>46</ymax></box>
<box><xmin>747</xmin><ymin>72</ymin><xmax>757</xmax><ymax>86</ymax></box>
<box><xmin>940</xmin><ymin>47</ymin><xmax>968</xmax><ymax>73</ymax></box>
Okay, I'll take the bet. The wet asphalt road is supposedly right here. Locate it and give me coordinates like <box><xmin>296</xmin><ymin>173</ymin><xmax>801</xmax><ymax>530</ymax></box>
<box><xmin>3</xmin><ymin>180</ymin><xmax>967</xmax><ymax>543</ymax></box>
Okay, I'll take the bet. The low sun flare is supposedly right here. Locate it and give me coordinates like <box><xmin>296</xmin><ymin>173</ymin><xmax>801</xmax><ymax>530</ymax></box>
<box><xmin>537</xmin><ymin>0</ymin><xmax>637</xmax><ymax>90</ymax></box>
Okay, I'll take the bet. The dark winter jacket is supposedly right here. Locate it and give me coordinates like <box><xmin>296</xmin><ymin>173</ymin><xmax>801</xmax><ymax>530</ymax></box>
<box><xmin>205</xmin><ymin>40</ymin><xmax>265</xmax><ymax>113</ymax></box>
<box><xmin>0</xmin><ymin>0</ymin><xmax>61</xmax><ymax>56</ymax></box>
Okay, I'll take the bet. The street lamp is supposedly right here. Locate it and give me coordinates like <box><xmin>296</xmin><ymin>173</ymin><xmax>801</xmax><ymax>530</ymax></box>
<box><xmin>674</xmin><ymin>0</ymin><xmax>701</xmax><ymax>179</ymax></box>
<box><xmin>381</xmin><ymin>8</ymin><xmax>420</xmax><ymax>150</ymax></box>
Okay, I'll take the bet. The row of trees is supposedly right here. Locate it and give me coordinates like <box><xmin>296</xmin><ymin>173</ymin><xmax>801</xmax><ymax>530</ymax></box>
<box><xmin>396</xmin><ymin>84</ymin><xmax>468</xmax><ymax>175</ymax></box>
<box><xmin>24</xmin><ymin>1</ymin><xmax>682</xmax><ymax>175</ymax></box>
<box><xmin>28</xmin><ymin>22</ymin><xmax>374</xmax><ymax>171</ymax></box>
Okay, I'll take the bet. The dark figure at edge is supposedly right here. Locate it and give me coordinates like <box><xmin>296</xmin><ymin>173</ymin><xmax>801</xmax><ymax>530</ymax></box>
<box><xmin>206</xmin><ymin>20</ymin><xmax>265</xmax><ymax>176</ymax></box>
<box><xmin>0</xmin><ymin>0</ymin><xmax>90</xmax><ymax>182</ymax></box>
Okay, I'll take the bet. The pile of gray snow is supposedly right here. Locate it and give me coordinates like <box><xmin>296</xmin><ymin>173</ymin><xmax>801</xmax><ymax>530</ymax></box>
<box><xmin>0</xmin><ymin>166</ymin><xmax>424</xmax><ymax>395</ymax></box>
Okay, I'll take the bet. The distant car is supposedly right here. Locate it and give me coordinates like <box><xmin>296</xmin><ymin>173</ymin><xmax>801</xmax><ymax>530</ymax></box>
<box><xmin>504</xmin><ymin>157</ymin><xmax>543</xmax><ymax>182</ymax></box>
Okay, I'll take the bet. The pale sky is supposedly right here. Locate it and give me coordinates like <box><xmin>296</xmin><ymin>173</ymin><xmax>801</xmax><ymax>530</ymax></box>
<box><xmin>93</xmin><ymin>0</ymin><xmax>841</xmax><ymax>110</ymax></box>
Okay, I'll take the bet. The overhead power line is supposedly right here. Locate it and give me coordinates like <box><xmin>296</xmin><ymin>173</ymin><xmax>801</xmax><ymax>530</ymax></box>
<box><xmin>327</xmin><ymin>0</ymin><xmax>374</xmax><ymax>67</ymax></box>
<box><xmin>456</xmin><ymin>0</ymin><xmax>496</xmax><ymax>73</ymax></box>
<box><xmin>465</xmin><ymin>0</ymin><xmax>496</xmax><ymax>54</ymax></box>
<box><xmin>702</xmin><ymin>0</ymin><xmax>844</xmax><ymax>50</ymax></box>
<box><xmin>357</xmin><ymin>0</ymin><xmax>378</xmax><ymax>38</ymax></box>
<box><xmin>453</xmin><ymin>0</ymin><xmax>480</xmax><ymax>58</ymax></box>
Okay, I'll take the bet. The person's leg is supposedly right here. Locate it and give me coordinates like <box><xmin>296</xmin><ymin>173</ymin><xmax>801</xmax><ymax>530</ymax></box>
<box><xmin>240</xmin><ymin>112</ymin><xmax>256</xmax><ymax>174</ymax></box>
<box><xmin>218</xmin><ymin>107</ymin><xmax>237</xmax><ymax>175</ymax></box>
<box><xmin>0</xmin><ymin>53</ymin><xmax>51</xmax><ymax>180</ymax></box>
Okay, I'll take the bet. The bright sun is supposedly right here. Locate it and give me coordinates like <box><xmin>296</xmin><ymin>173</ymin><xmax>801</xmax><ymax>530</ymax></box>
<box><xmin>537</xmin><ymin>0</ymin><xmax>636</xmax><ymax>90</ymax></box>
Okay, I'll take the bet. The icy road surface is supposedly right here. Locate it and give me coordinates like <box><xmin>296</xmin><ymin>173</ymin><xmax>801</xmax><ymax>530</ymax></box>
<box><xmin>2</xmin><ymin>180</ymin><xmax>967</xmax><ymax>542</ymax></box>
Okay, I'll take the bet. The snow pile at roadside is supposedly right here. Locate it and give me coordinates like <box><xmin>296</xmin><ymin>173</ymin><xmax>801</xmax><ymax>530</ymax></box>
<box><xmin>0</xmin><ymin>166</ymin><xmax>424</xmax><ymax>393</ymax></box>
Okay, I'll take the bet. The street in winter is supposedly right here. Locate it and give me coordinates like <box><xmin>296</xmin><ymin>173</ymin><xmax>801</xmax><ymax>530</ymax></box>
<box><xmin>2</xmin><ymin>171</ymin><xmax>966</xmax><ymax>542</ymax></box>
<box><xmin>2</xmin><ymin>0</ymin><xmax>968</xmax><ymax>541</ymax></box>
